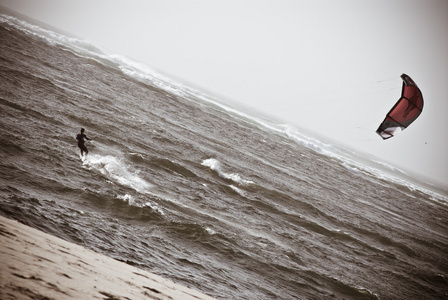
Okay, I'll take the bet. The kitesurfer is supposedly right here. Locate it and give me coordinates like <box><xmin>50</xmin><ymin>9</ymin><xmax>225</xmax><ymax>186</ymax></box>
<box><xmin>76</xmin><ymin>128</ymin><xmax>92</xmax><ymax>157</ymax></box>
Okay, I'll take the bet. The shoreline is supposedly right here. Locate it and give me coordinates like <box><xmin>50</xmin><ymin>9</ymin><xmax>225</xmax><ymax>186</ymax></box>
<box><xmin>0</xmin><ymin>215</ymin><xmax>215</xmax><ymax>300</ymax></box>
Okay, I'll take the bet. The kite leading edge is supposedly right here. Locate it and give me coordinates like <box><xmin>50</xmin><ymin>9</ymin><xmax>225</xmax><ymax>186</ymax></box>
<box><xmin>376</xmin><ymin>73</ymin><xmax>424</xmax><ymax>140</ymax></box>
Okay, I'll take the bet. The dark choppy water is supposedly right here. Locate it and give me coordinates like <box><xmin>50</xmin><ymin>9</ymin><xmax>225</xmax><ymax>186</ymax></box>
<box><xmin>1</xmin><ymin>12</ymin><xmax>447</xmax><ymax>299</ymax></box>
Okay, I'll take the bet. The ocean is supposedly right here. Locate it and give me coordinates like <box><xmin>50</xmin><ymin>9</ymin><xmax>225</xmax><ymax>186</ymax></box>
<box><xmin>1</xmin><ymin>11</ymin><xmax>447</xmax><ymax>300</ymax></box>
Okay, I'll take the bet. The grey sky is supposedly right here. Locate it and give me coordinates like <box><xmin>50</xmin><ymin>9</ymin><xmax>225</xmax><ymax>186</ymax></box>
<box><xmin>1</xmin><ymin>0</ymin><xmax>447</xmax><ymax>185</ymax></box>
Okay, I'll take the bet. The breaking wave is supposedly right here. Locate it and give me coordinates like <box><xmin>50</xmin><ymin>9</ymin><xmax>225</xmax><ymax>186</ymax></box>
<box><xmin>82</xmin><ymin>154</ymin><xmax>152</xmax><ymax>193</ymax></box>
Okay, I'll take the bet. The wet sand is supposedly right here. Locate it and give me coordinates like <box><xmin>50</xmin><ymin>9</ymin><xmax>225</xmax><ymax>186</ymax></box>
<box><xmin>0</xmin><ymin>215</ymin><xmax>215</xmax><ymax>300</ymax></box>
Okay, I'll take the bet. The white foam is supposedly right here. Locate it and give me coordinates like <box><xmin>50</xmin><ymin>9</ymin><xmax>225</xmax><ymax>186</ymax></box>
<box><xmin>117</xmin><ymin>194</ymin><xmax>135</xmax><ymax>205</ymax></box>
<box><xmin>205</xmin><ymin>227</ymin><xmax>216</xmax><ymax>235</ymax></box>
<box><xmin>229</xmin><ymin>185</ymin><xmax>245</xmax><ymax>196</ymax></box>
<box><xmin>83</xmin><ymin>154</ymin><xmax>151</xmax><ymax>193</ymax></box>
<box><xmin>201</xmin><ymin>158</ymin><xmax>254</xmax><ymax>185</ymax></box>
<box><xmin>0</xmin><ymin>14</ymin><xmax>106</xmax><ymax>58</ymax></box>
<box><xmin>116</xmin><ymin>194</ymin><xmax>165</xmax><ymax>215</ymax></box>
<box><xmin>143</xmin><ymin>202</ymin><xmax>165</xmax><ymax>215</ymax></box>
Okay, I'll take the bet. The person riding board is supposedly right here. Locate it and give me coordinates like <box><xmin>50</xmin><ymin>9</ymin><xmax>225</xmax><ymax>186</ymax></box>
<box><xmin>76</xmin><ymin>128</ymin><xmax>92</xmax><ymax>157</ymax></box>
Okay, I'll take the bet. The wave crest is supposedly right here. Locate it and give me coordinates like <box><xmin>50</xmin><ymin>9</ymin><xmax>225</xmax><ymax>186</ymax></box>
<box><xmin>201</xmin><ymin>158</ymin><xmax>254</xmax><ymax>185</ymax></box>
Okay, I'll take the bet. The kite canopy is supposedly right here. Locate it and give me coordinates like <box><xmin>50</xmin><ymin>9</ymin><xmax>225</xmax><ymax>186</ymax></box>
<box><xmin>376</xmin><ymin>74</ymin><xmax>424</xmax><ymax>139</ymax></box>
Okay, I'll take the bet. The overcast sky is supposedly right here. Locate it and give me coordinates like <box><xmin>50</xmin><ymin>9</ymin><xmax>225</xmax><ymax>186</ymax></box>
<box><xmin>1</xmin><ymin>0</ymin><xmax>447</xmax><ymax>186</ymax></box>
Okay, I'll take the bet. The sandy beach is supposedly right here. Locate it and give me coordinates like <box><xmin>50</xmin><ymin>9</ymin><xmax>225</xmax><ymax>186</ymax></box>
<box><xmin>0</xmin><ymin>215</ymin><xmax>215</xmax><ymax>300</ymax></box>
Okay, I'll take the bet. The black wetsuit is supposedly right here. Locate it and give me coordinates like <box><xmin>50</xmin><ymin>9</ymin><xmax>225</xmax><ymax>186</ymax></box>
<box><xmin>76</xmin><ymin>133</ymin><xmax>90</xmax><ymax>154</ymax></box>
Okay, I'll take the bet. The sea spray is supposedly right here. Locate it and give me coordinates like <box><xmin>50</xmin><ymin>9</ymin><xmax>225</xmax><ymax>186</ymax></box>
<box><xmin>83</xmin><ymin>154</ymin><xmax>152</xmax><ymax>193</ymax></box>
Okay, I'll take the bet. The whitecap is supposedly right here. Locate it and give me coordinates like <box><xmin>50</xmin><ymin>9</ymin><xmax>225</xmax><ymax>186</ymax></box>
<box><xmin>83</xmin><ymin>154</ymin><xmax>151</xmax><ymax>193</ymax></box>
<box><xmin>205</xmin><ymin>227</ymin><xmax>216</xmax><ymax>235</ymax></box>
<box><xmin>201</xmin><ymin>158</ymin><xmax>254</xmax><ymax>185</ymax></box>
<box><xmin>117</xmin><ymin>194</ymin><xmax>135</xmax><ymax>205</ymax></box>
